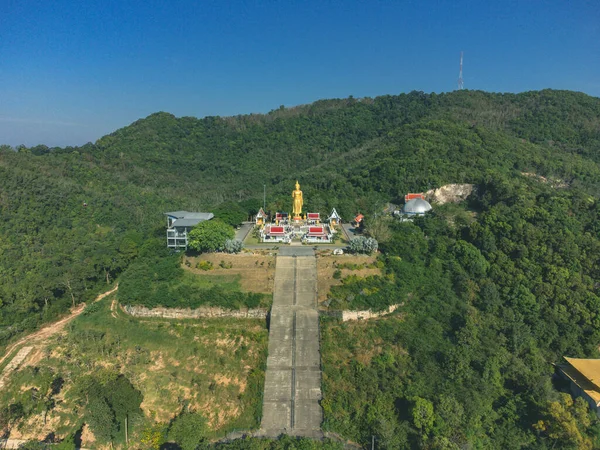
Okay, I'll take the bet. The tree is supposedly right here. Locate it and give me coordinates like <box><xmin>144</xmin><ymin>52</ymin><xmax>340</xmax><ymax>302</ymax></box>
<box><xmin>86</xmin><ymin>395</ymin><xmax>117</xmax><ymax>443</ymax></box>
<box><xmin>453</xmin><ymin>240</ymin><xmax>489</xmax><ymax>278</ymax></box>
<box><xmin>534</xmin><ymin>394</ymin><xmax>593</xmax><ymax>450</ymax></box>
<box><xmin>213</xmin><ymin>202</ymin><xmax>248</xmax><ymax>227</ymax></box>
<box><xmin>104</xmin><ymin>375</ymin><xmax>143</xmax><ymax>436</ymax></box>
<box><xmin>364</xmin><ymin>216</ymin><xmax>392</xmax><ymax>243</ymax></box>
<box><xmin>70</xmin><ymin>373</ymin><xmax>142</xmax><ymax>445</ymax></box>
<box><xmin>412</xmin><ymin>397</ymin><xmax>435</xmax><ymax>439</ymax></box>
<box><xmin>187</xmin><ymin>220</ymin><xmax>234</xmax><ymax>253</ymax></box>
<box><xmin>55</xmin><ymin>434</ymin><xmax>76</xmax><ymax>450</ymax></box>
<box><xmin>168</xmin><ymin>412</ymin><xmax>208</xmax><ymax>450</ymax></box>
<box><xmin>140</xmin><ymin>424</ymin><xmax>166</xmax><ymax>449</ymax></box>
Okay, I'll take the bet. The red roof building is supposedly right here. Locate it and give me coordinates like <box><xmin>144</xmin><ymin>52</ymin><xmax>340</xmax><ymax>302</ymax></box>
<box><xmin>267</xmin><ymin>226</ymin><xmax>286</xmax><ymax>235</ymax></box>
<box><xmin>405</xmin><ymin>193</ymin><xmax>425</xmax><ymax>202</ymax></box>
<box><xmin>308</xmin><ymin>226</ymin><xmax>326</xmax><ymax>236</ymax></box>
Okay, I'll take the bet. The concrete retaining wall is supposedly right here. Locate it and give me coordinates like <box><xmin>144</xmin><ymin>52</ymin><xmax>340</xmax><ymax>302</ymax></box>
<box><xmin>124</xmin><ymin>305</ymin><xmax>268</xmax><ymax>319</ymax></box>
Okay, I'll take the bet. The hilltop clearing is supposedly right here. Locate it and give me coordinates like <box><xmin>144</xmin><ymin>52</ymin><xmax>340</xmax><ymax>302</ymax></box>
<box><xmin>183</xmin><ymin>253</ymin><xmax>276</xmax><ymax>295</ymax></box>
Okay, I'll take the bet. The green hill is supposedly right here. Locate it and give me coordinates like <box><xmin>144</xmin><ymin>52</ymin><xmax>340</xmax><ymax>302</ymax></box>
<box><xmin>2</xmin><ymin>89</ymin><xmax>600</xmax><ymax>447</ymax></box>
<box><xmin>1</xmin><ymin>89</ymin><xmax>600</xmax><ymax>347</ymax></box>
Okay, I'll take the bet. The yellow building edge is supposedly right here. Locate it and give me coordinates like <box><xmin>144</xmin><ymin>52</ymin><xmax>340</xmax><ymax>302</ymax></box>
<box><xmin>560</xmin><ymin>357</ymin><xmax>600</xmax><ymax>406</ymax></box>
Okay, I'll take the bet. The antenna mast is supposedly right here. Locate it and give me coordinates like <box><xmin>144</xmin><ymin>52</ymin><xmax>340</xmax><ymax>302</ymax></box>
<box><xmin>458</xmin><ymin>51</ymin><xmax>464</xmax><ymax>90</ymax></box>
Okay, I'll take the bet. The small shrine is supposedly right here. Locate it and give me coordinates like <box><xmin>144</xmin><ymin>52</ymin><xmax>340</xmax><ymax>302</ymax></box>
<box><xmin>328</xmin><ymin>208</ymin><xmax>341</xmax><ymax>227</ymax></box>
<box><xmin>255</xmin><ymin>208</ymin><xmax>267</xmax><ymax>226</ymax></box>
<box><xmin>257</xmin><ymin>181</ymin><xmax>341</xmax><ymax>244</ymax></box>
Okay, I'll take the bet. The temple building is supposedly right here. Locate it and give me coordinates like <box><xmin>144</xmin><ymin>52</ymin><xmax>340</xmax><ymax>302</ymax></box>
<box><xmin>256</xmin><ymin>181</ymin><xmax>338</xmax><ymax>244</ymax></box>
<box><xmin>275</xmin><ymin>212</ymin><xmax>289</xmax><ymax>225</ymax></box>
<box><xmin>328</xmin><ymin>208</ymin><xmax>341</xmax><ymax>227</ymax></box>
<box><xmin>255</xmin><ymin>208</ymin><xmax>267</xmax><ymax>226</ymax></box>
<box><xmin>307</xmin><ymin>213</ymin><xmax>320</xmax><ymax>224</ymax></box>
<box><xmin>400</xmin><ymin>198</ymin><xmax>432</xmax><ymax>216</ymax></box>
<box><xmin>405</xmin><ymin>192</ymin><xmax>425</xmax><ymax>202</ymax></box>
<box><xmin>558</xmin><ymin>357</ymin><xmax>600</xmax><ymax>416</ymax></box>
<box><xmin>260</xmin><ymin>224</ymin><xmax>291</xmax><ymax>243</ymax></box>
<box><xmin>303</xmin><ymin>225</ymin><xmax>333</xmax><ymax>244</ymax></box>
<box><xmin>165</xmin><ymin>211</ymin><xmax>214</xmax><ymax>249</ymax></box>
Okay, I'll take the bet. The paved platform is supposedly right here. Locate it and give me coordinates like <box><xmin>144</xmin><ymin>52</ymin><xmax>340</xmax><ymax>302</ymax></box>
<box><xmin>278</xmin><ymin>246</ymin><xmax>317</xmax><ymax>257</ymax></box>
<box><xmin>260</xmin><ymin>250</ymin><xmax>323</xmax><ymax>437</ymax></box>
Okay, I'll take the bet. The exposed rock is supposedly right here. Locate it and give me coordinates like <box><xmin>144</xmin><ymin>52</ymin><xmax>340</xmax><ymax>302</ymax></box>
<box><xmin>319</xmin><ymin>304</ymin><xmax>401</xmax><ymax>321</ymax></box>
<box><xmin>425</xmin><ymin>183</ymin><xmax>474</xmax><ymax>204</ymax></box>
<box><xmin>124</xmin><ymin>305</ymin><xmax>268</xmax><ymax>319</ymax></box>
<box><xmin>340</xmin><ymin>304</ymin><xmax>400</xmax><ymax>321</ymax></box>
<box><xmin>521</xmin><ymin>172</ymin><xmax>569</xmax><ymax>188</ymax></box>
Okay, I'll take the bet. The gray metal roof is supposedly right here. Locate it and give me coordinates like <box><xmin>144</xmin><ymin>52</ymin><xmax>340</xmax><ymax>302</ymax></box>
<box><xmin>402</xmin><ymin>198</ymin><xmax>432</xmax><ymax>215</ymax></box>
<box><xmin>166</xmin><ymin>211</ymin><xmax>214</xmax><ymax>229</ymax></box>
<box><xmin>165</xmin><ymin>211</ymin><xmax>214</xmax><ymax>221</ymax></box>
<box><xmin>169</xmin><ymin>218</ymin><xmax>200</xmax><ymax>228</ymax></box>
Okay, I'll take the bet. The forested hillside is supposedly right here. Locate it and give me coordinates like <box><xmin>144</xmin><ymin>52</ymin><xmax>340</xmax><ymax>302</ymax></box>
<box><xmin>1</xmin><ymin>88</ymin><xmax>599</xmax><ymax>354</ymax></box>
<box><xmin>322</xmin><ymin>175</ymin><xmax>600</xmax><ymax>448</ymax></box>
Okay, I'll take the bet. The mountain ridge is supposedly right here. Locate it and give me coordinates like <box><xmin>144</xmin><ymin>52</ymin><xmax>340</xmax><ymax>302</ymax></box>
<box><xmin>1</xmin><ymin>88</ymin><xmax>600</xmax><ymax>349</ymax></box>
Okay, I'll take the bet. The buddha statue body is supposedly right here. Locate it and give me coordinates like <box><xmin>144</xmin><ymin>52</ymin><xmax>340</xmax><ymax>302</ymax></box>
<box><xmin>292</xmin><ymin>181</ymin><xmax>303</xmax><ymax>219</ymax></box>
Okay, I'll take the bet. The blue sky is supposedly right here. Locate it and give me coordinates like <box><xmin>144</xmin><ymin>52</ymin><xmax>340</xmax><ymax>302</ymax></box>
<box><xmin>1</xmin><ymin>0</ymin><xmax>598</xmax><ymax>147</ymax></box>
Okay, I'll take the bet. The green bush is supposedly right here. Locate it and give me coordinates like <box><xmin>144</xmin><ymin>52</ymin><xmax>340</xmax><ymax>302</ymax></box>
<box><xmin>348</xmin><ymin>236</ymin><xmax>378</xmax><ymax>254</ymax></box>
<box><xmin>196</xmin><ymin>260</ymin><xmax>214</xmax><ymax>271</ymax></box>
<box><xmin>82</xmin><ymin>302</ymin><xmax>102</xmax><ymax>316</ymax></box>
<box><xmin>224</xmin><ymin>239</ymin><xmax>243</xmax><ymax>254</ymax></box>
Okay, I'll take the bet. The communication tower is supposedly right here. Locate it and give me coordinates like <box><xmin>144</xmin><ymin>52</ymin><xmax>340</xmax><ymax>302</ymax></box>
<box><xmin>458</xmin><ymin>51</ymin><xmax>464</xmax><ymax>90</ymax></box>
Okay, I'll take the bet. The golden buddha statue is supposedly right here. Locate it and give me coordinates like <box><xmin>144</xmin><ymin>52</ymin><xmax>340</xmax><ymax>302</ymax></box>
<box><xmin>292</xmin><ymin>181</ymin><xmax>303</xmax><ymax>219</ymax></box>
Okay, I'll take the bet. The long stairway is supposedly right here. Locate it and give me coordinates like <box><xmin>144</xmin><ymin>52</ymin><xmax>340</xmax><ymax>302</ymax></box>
<box><xmin>260</xmin><ymin>247</ymin><xmax>323</xmax><ymax>438</ymax></box>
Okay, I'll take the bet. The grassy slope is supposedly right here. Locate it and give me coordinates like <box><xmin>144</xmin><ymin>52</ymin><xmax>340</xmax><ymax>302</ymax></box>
<box><xmin>0</xmin><ymin>296</ymin><xmax>268</xmax><ymax>443</ymax></box>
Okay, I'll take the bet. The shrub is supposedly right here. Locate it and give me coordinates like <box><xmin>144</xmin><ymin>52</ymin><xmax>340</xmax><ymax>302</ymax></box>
<box><xmin>224</xmin><ymin>239</ymin><xmax>243</xmax><ymax>254</ymax></box>
<box><xmin>219</xmin><ymin>260</ymin><xmax>233</xmax><ymax>269</ymax></box>
<box><xmin>82</xmin><ymin>302</ymin><xmax>102</xmax><ymax>316</ymax></box>
<box><xmin>333</xmin><ymin>269</ymin><xmax>342</xmax><ymax>279</ymax></box>
<box><xmin>348</xmin><ymin>236</ymin><xmax>378</xmax><ymax>254</ymax></box>
<box><xmin>196</xmin><ymin>261</ymin><xmax>213</xmax><ymax>271</ymax></box>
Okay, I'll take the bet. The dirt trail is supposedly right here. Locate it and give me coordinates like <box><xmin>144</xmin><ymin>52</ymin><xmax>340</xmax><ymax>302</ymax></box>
<box><xmin>0</xmin><ymin>284</ymin><xmax>119</xmax><ymax>368</ymax></box>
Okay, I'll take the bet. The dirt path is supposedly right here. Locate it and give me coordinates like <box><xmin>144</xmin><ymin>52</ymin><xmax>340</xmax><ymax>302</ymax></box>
<box><xmin>0</xmin><ymin>284</ymin><xmax>119</xmax><ymax>368</ymax></box>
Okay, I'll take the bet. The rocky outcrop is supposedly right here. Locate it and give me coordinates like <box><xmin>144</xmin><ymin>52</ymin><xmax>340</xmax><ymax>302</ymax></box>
<box><xmin>321</xmin><ymin>304</ymin><xmax>401</xmax><ymax>321</ymax></box>
<box><xmin>340</xmin><ymin>304</ymin><xmax>400</xmax><ymax>321</ymax></box>
<box><xmin>425</xmin><ymin>183</ymin><xmax>474</xmax><ymax>204</ymax></box>
<box><xmin>123</xmin><ymin>305</ymin><xmax>268</xmax><ymax>319</ymax></box>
